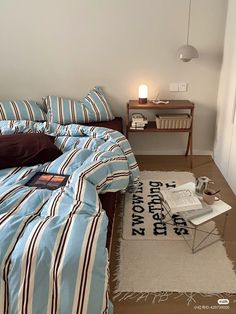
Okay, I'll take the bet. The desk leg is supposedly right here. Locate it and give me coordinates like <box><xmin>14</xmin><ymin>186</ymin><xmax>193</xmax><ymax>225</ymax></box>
<box><xmin>186</xmin><ymin>107</ymin><xmax>194</xmax><ymax>167</ymax></box>
<box><xmin>190</xmin><ymin>132</ymin><xmax>193</xmax><ymax>156</ymax></box>
<box><xmin>185</xmin><ymin>131</ymin><xmax>193</xmax><ymax>155</ymax></box>
<box><xmin>185</xmin><ymin>132</ymin><xmax>193</xmax><ymax>168</ymax></box>
<box><xmin>190</xmin><ymin>131</ymin><xmax>193</xmax><ymax>168</ymax></box>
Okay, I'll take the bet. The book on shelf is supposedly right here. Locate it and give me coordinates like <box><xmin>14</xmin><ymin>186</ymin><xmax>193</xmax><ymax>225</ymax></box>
<box><xmin>132</xmin><ymin>119</ymin><xmax>148</xmax><ymax>124</ymax></box>
<box><xmin>132</xmin><ymin>113</ymin><xmax>145</xmax><ymax>121</ymax></box>
<box><xmin>180</xmin><ymin>206</ymin><xmax>213</xmax><ymax>221</ymax></box>
<box><xmin>131</xmin><ymin>121</ymin><xmax>146</xmax><ymax>127</ymax></box>
<box><xmin>130</xmin><ymin>126</ymin><xmax>144</xmax><ymax>130</ymax></box>
<box><xmin>131</xmin><ymin>113</ymin><xmax>148</xmax><ymax>123</ymax></box>
<box><xmin>159</xmin><ymin>189</ymin><xmax>202</xmax><ymax>214</ymax></box>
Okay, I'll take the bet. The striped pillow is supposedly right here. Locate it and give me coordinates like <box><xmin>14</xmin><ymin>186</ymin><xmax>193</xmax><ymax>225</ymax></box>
<box><xmin>82</xmin><ymin>86</ymin><xmax>114</xmax><ymax>122</ymax></box>
<box><xmin>0</xmin><ymin>100</ymin><xmax>47</xmax><ymax>121</ymax></box>
<box><xmin>45</xmin><ymin>87</ymin><xmax>114</xmax><ymax>124</ymax></box>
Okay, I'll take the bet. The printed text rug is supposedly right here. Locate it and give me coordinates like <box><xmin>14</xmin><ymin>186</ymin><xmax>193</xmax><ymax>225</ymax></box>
<box><xmin>114</xmin><ymin>171</ymin><xmax>236</xmax><ymax>300</ymax></box>
<box><xmin>122</xmin><ymin>171</ymin><xmax>195</xmax><ymax>240</ymax></box>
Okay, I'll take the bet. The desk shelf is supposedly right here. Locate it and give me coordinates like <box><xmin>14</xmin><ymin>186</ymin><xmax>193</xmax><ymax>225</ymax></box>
<box><xmin>126</xmin><ymin>100</ymin><xmax>194</xmax><ymax>159</ymax></box>
<box><xmin>128</xmin><ymin>121</ymin><xmax>192</xmax><ymax>133</ymax></box>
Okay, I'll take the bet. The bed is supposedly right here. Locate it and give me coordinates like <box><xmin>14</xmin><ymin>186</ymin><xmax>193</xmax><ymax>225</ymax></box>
<box><xmin>0</xmin><ymin>118</ymin><xmax>139</xmax><ymax>314</ymax></box>
<box><xmin>84</xmin><ymin>117</ymin><xmax>124</xmax><ymax>248</ymax></box>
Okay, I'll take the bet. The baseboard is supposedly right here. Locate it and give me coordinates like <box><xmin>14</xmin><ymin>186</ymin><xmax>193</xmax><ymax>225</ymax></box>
<box><xmin>133</xmin><ymin>149</ymin><xmax>213</xmax><ymax>155</ymax></box>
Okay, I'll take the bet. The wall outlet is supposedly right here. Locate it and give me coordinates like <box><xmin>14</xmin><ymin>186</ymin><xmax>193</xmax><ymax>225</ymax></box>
<box><xmin>169</xmin><ymin>83</ymin><xmax>179</xmax><ymax>92</ymax></box>
<box><xmin>179</xmin><ymin>83</ymin><xmax>188</xmax><ymax>92</ymax></box>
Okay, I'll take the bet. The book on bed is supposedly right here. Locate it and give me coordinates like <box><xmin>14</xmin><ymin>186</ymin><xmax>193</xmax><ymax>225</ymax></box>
<box><xmin>26</xmin><ymin>172</ymin><xmax>69</xmax><ymax>190</ymax></box>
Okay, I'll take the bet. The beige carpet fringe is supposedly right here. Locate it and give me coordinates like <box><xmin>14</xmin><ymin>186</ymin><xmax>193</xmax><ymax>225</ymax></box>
<box><xmin>112</xmin><ymin>171</ymin><xmax>236</xmax><ymax>305</ymax></box>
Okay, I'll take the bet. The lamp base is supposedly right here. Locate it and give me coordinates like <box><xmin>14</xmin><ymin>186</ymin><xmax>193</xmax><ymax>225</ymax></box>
<box><xmin>139</xmin><ymin>98</ymin><xmax>147</xmax><ymax>104</ymax></box>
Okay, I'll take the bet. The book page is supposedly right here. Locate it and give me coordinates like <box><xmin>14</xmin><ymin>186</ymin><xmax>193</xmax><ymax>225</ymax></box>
<box><xmin>167</xmin><ymin>196</ymin><xmax>200</xmax><ymax>208</ymax></box>
<box><xmin>163</xmin><ymin>189</ymin><xmax>202</xmax><ymax>210</ymax></box>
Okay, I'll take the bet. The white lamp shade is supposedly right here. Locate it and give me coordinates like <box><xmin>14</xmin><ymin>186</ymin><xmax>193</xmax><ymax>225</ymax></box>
<box><xmin>139</xmin><ymin>84</ymin><xmax>148</xmax><ymax>99</ymax></box>
<box><xmin>177</xmin><ymin>44</ymin><xmax>199</xmax><ymax>62</ymax></box>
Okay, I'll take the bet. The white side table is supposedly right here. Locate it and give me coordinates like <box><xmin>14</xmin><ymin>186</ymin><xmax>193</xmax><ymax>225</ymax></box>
<box><xmin>161</xmin><ymin>182</ymin><xmax>232</xmax><ymax>254</ymax></box>
<box><xmin>184</xmin><ymin>200</ymin><xmax>231</xmax><ymax>253</ymax></box>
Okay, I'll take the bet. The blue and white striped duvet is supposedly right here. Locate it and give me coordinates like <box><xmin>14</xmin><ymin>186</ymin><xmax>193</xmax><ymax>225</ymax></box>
<box><xmin>0</xmin><ymin>120</ymin><xmax>139</xmax><ymax>314</ymax></box>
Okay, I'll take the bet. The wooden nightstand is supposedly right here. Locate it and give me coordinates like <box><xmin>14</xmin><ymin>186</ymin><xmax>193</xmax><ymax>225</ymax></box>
<box><xmin>126</xmin><ymin>100</ymin><xmax>194</xmax><ymax>157</ymax></box>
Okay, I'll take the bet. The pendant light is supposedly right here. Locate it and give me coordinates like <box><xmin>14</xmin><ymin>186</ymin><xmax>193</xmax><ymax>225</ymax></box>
<box><xmin>177</xmin><ymin>0</ymin><xmax>199</xmax><ymax>62</ymax></box>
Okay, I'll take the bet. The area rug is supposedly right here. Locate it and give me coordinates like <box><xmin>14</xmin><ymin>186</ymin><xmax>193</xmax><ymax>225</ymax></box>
<box><xmin>114</xmin><ymin>171</ymin><xmax>236</xmax><ymax>302</ymax></box>
<box><xmin>122</xmin><ymin>171</ymin><xmax>195</xmax><ymax>240</ymax></box>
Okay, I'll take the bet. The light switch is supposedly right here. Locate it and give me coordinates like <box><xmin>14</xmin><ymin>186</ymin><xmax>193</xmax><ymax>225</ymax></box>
<box><xmin>179</xmin><ymin>83</ymin><xmax>188</xmax><ymax>92</ymax></box>
<box><xmin>169</xmin><ymin>83</ymin><xmax>179</xmax><ymax>92</ymax></box>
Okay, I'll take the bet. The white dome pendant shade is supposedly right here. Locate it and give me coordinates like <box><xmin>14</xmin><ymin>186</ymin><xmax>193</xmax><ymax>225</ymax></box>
<box><xmin>178</xmin><ymin>44</ymin><xmax>199</xmax><ymax>62</ymax></box>
<box><xmin>178</xmin><ymin>0</ymin><xmax>199</xmax><ymax>62</ymax></box>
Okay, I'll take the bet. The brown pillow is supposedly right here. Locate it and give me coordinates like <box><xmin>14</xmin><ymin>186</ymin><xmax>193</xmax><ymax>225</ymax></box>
<box><xmin>0</xmin><ymin>133</ymin><xmax>62</xmax><ymax>169</ymax></box>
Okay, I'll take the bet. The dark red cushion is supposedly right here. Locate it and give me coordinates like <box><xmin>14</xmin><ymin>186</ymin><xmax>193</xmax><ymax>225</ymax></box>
<box><xmin>0</xmin><ymin>133</ymin><xmax>62</xmax><ymax>169</ymax></box>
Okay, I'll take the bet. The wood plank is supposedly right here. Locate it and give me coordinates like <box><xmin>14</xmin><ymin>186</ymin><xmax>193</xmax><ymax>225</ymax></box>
<box><xmin>128</xmin><ymin>100</ymin><xmax>194</xmax><ymax>110</ymax></box>
<box><xmin>128</xmin><ymin>121</ymin><xmax>192</xmax><ymax>132</ymax></box>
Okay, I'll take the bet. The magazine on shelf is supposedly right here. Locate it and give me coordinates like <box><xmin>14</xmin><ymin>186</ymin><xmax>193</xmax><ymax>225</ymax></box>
<box><xmin>159</xmin><ymin>188</ymin><xmax>202</xmax><ymax>214</ymax></box>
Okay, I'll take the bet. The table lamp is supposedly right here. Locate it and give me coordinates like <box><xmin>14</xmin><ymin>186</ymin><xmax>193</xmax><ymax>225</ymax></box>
<box><xmin>139</xmin><ymin>85</ymin><xmax>148</xmax><ymax>104</ymax></box>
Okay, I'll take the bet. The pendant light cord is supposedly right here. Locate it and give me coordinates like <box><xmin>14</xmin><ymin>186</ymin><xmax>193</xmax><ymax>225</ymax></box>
<box><xmin>186</xmin><ymin>0</ymin><xmax>191</xmax><ymax>44</ymax></box>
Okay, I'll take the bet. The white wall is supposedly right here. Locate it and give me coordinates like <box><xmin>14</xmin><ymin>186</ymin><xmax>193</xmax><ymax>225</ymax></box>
<box><xmin>0</xmin><ymin>0</ymin><xmax>227</xmax><ymax>155</ymax></box>
<box><xmin>214</xmin><ymin>0</ymin><xmax>236</xmax><ymax>184</ymax></box>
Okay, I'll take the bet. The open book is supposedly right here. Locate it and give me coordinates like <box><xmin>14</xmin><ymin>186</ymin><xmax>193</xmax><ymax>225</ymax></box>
<box><xmin>160</xmin><ymin>189</ymin><xmax>202</xmax><ymax>214</ymax></box>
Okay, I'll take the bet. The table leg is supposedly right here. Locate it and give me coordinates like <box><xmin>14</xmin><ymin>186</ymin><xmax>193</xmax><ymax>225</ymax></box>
<box><xmin>192</xmin><ymin>226</ymin><xmax>197</xmax><ymax>254</ymax></box>
<box><xmin>185</xmin><ymin>132</ymin><xmax>193</xmax><ymax>168</ymax></box>
<box><xmin>186</xmin><ymin>107</ymin><xmax>194</xmax><ymax>168</ymax></box>
<box><xmin>190</xmin><ymin>132</ymin><xmax>193</xmax><ymax>155</ymax></box>
<box><xmin>189</xmin><ymin>132</ymin><xmax>193</xmax><ymax>168</ymax></box>
<box><xmin>222</xmin><ymin>213</ymin><xmax>228</xmax><ymax>237</ymax></box>
<box><xmin>185</xmin><ymin>132</ymin><xmax>192</xmax><ymax>156</ymax></box>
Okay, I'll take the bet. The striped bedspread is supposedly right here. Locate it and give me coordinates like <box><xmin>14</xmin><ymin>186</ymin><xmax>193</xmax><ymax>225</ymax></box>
<box><xmin>0</xmin><ymin>121</ymin><xmax>139</xmax><ymax>314</ymax></box>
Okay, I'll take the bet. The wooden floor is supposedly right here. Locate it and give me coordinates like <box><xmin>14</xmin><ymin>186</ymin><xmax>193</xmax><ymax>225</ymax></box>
<box><xmin>109</xmin><ymin>156</ymin><xmax>236</xmax><ymax>314</ymax></box>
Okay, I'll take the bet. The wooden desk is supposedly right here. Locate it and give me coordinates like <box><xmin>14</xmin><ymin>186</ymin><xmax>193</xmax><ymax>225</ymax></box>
<box><xmin>126</xmin><ymin>100</ymin><xmax>194</xmax><ymax>157</ymax></box>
